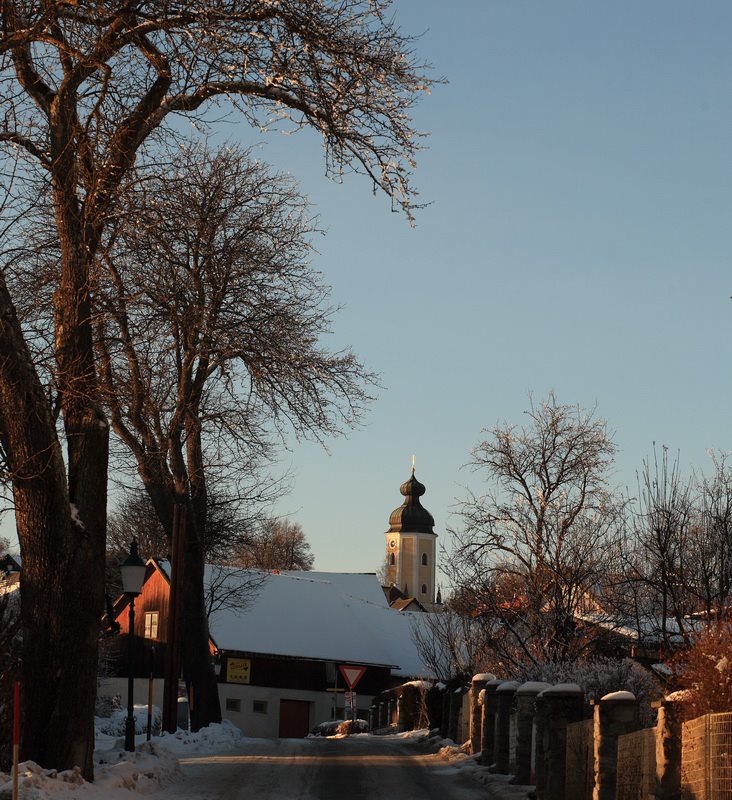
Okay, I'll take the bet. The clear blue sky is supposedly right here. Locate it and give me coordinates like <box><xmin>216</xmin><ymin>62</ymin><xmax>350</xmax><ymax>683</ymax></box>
<box><xmin>4</xmin><ymin>2</ymin><xmax>732</xmax><ymax>583</ymax></box>
<box><xmin>256</xmin><ymin>0</ymin><xmax>732</xmax><ymax>576</ymax></box>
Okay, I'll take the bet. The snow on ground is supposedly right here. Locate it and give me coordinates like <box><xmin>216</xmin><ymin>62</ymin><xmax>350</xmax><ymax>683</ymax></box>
<box><xmin>0</xmin><ymin>718</ymin><xmax>247</xmax><ymax>800</ymax></box>
<box><xmin>393</xmin><ymin>729</ymin><xmax>533</xmax><ymax>800</ymax></box>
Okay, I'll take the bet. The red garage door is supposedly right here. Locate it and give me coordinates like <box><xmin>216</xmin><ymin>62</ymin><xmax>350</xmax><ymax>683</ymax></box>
<box><xmin>278</xmin><ymin>699</ymin><xmax>311</xmax><ymax>738</ymax></box>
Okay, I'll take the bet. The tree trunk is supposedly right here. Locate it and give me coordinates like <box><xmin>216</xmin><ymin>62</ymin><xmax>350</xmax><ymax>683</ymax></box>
<box><xmin>181</xmin><ymin>527</ymin><xmax>222</xmax><ymax>730</ymax></box>
<box><xmin>0</xmin><ymin>273</ymin><xmax>102</xmax><ymax>779</ymax></box>
<box><xmin>182</xmin><ymin>426</ymin><xmax>221</xmax><ymax>729</ymax></box>
<box><xmin>136</xmin><ymin>469</ymin><xmax>222</xmax><ymax>730</ymax></box>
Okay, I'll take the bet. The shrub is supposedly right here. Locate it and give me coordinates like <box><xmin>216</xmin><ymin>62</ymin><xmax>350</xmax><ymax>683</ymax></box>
<box><xmin>522</xmin><ymin>656</ymin><xmax>662</xmax><ymax>726</ymax></box>
<box><xmin>667</xmin><ymin>621</ymin><xmax>732</xmax><ymax>720</ymax></box>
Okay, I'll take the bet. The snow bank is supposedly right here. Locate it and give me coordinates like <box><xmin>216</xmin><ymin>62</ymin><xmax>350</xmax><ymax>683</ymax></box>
<box><xmin>0</xmin><ymin>742</ymin><xmax>181</xmax><ymax>799</ymax></box>
<box><xmin>156</xmin><ymin>720</ymin><xmax>245</xmax><ymax>754</ymax></box>
<box><xmin>96</xmin><ymin>705</ymin><xmax>162</xmax><ymax>737</ymax></box>
<box><xmin>0</xmin><ymin>721</ymin><xmax>244</xmax><ymax>799</ymax></box>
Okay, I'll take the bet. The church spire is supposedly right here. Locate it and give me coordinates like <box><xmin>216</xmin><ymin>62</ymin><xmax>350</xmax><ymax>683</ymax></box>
<box><xmin>387</xmin><ymin>463</ymin><xmax>434</xmax><ymax>534</ymax></box>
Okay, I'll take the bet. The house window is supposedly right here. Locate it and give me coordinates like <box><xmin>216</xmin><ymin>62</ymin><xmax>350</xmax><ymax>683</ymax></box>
<box><xmin>225</xmin><ymin>698</ymin><xmax>241</xmax><ymax>712</ymax></box>
<box><xmin>421</xmin><ymin>584</ymin><xmax>427</xmax><ymax>595</ymax></box>
<box><xmin>144</xmin><ymin>611</ymin><xmax>159</xmax><ymax>639</ymax></box>
<box><xmin>421</xmin><ymin>553</ymin><xmax>428</xmax><ymax>566</ymax></box>
<box><xmin>253</xmin><ymin>700</ymin><xmax>268</xmax><ymax>714</ymax></box>
<box><xmin>389</xmin><ymin>553</ymin><xmax>395</xmax><ymax>566</ymax></box>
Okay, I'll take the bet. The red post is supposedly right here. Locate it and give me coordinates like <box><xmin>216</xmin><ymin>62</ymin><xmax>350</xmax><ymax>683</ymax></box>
<box><xmin>12</xmin><ymin>681</ymin><xmax>20</xmax><ymax>800</ymax></box>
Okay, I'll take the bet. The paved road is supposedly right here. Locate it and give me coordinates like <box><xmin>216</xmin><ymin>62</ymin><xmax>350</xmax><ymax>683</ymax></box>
<box><xmin>159</xmin><ymin>735</ymin><xmax>496</xmax><ymax>800</ymax></box>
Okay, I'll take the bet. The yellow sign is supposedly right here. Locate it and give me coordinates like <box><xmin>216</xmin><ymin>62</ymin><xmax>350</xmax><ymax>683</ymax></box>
<box><xmin>226</xmin><ymin>658</ymin><xmax>251</xmax><ymax>684</ymax></box>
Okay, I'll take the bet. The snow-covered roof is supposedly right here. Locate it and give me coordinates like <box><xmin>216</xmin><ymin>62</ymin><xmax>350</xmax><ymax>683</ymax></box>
<box><xmin>279</xmin><ymin>570</ymin><xmax>388</xmax><ymax>607</ymax></box>
<box><xmin>155</xmin><ymin>563</ymin><xmax>432</xmax><ymax>678</ymax></box>
<box><xmin>576</xmin><ymin>610</ymin><xmax>703</xmax><ymax>644</ymax></box>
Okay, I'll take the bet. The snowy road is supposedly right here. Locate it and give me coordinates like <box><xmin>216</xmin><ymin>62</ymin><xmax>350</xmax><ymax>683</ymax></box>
<box><xmin>157</xmin><ymin>735</ymin><xmax>490</xmax><ymax>800</ymax></box>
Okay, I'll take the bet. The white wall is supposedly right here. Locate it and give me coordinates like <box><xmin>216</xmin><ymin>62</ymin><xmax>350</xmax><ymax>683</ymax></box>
<box><xmin>98</xmin><ymin>678</ymin><xmax>375</xmax><ymax>739</ymax></box>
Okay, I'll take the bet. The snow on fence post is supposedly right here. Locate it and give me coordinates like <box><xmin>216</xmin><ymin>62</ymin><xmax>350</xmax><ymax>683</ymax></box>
<box><xmin>469</xmin><ymin>673</ymin><xmax>495</xmax><ymax>756</ymax></box>
<box><xmin>494</xmin><ymin>681</ymin><xmax>520</xmax><ymax>774</ymax></box>
<box><xmin>481</xmin><ymin>678</ymin><xmax>504</xmax><ymax>768</ymax></box>
<box><xmin>593</xmin><ymin>691</ymin><xmax>640</xmax><ymax>800</ymax></box>
<box><xmin>534</xmin><ymin>683</ymin><xmax>585</xmax><ymax>800</ymax></box>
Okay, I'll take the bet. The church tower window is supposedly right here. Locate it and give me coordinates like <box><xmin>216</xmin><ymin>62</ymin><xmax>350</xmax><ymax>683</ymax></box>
<box><xmin>421</xmin><ymin>584</ymin><xmax>427</xmax><ymax>595</ymax></box>
<box><xmin>421</xmin><ymin>553</ymin><xmax>428</xmax><ymax>566</ymax></box>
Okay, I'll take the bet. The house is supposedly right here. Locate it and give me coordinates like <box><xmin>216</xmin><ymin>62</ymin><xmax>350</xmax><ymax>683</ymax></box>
<box><xmin>101</xmin><ymin>560</ymin><xmax>433</xmax><ymax>738</ymax></box>
<box><xmin>0</xmin><ymin>553</ymin><xmax>21</xmax><ymax>576</ymax></box>
<box><xmin>0</xmin><ymin>554</ymin><xmax>21</xmax><ymax>596</ymax></box>
<box><xmin>100</xmin><ymin>467</ymin><xmax>443</xmax><ymax>737</ymax></box>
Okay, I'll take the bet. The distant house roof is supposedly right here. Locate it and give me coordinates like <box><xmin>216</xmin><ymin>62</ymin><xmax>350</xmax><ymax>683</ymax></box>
<box><xmin>391</xmin><ymin>597</ymin><xmax>427</xmax><ymax>613</ymax></box>
<box><xmin>0</xmin><ymin>554</ymin><xmax>21</xmax><ymax>574</ymax></box>
<box><xmin>154</xmin><ymin>562</ymin><xmax>432</xmax><ymax>678</ymax></box>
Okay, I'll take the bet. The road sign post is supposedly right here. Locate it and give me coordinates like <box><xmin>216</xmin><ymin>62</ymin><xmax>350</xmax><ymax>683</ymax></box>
<box><xmin>338</xmin><ymin>666</ymin><xmax>365</xmax><ymax>722</ymax></box>
<box><xmin>344</xmin><ymin>691</ymin><xmax>357</xmax><ymax>721</ymax></box>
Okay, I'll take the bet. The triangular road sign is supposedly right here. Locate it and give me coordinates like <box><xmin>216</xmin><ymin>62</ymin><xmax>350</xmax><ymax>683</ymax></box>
<box><xmin>338</xmin><ymin>664</ymin><xmax>366</xmax><ymax>689</ymax></box>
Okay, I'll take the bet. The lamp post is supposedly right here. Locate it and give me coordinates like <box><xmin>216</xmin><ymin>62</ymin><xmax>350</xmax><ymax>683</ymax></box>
<box><xmin>120</xmin><ymin>538</ymin><xmax>147</xmax><ymax>752</ymax></box>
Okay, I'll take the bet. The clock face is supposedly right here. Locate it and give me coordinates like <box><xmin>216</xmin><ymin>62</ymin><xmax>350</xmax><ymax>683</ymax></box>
<box><xmin>389</xmin><ymin>540</ymin><xmax>396</xmax><ymax>549</ymax></box>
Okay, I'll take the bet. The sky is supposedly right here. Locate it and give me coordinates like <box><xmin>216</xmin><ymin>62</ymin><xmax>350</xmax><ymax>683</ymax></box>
<box><xmin>4</xmin><ymin>2</ymin><xmax>732</xmax><ymax>583</ymax></box>
<box><xmin>249</xmin><ymin>1</ymin><xmax>732</xmax><ymax>577</ymax></box>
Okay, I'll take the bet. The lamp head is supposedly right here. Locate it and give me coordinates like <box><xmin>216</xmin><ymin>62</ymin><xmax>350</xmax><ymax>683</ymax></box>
<box><xmin>120</xmin><ymin>538</ymin><xmax>147</xmax><ymax>596</ymax></box>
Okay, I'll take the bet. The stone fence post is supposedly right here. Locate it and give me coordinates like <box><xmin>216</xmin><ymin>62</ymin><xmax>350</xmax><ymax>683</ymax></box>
<box><xmin>593</xmin><ymin>692</ymin><xmax>640</xmax><ymax>800</ymax></box>
<box><xmin>470</xmin><ymin>673</ymin><xmax>495</xmax><ymax>755</ymax></box>
<box><xmin>494</xmin><ymin>681</ymin><xmax>520</xmax><ymax>774</ymax></box>
<box><xmin>534</xmin><ymin>683</ymin><xmax>585</xmax><ymax>800</ymax></box>
<box><xmin>481</xmin><ymin>679</ymin><xmax>504</xmax><ymax>768</ymax></box>
<box><xmin>512</xmin><ymin>682</ymin><xmax>551</xmax><ymax>785</ymax></box>
<box><xmin>653</xmin><ymin>697</ymin><xmax>682</xmax><ymax>800</ymax></box>
<box><xmin>448</xmin><ymin>685</ymin><xmax>467</xmax><ymax>743</ymax></box>
<box><xmin>440</xmin><ymin>683</ymin><xmax>452</xmax><ymax>739</ymax></box>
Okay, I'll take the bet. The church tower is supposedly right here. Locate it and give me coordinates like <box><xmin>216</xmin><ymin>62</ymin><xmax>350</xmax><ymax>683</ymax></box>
<box><xmin>385</xmin><ymin>465</ymin><xmax>437</xmax><ymax>605</ymax></box>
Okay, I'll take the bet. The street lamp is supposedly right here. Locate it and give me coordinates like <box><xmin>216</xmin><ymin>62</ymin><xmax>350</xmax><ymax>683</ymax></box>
<box><xmin>120</xmin><ymin>538</ymin><xmax>146</xmax><ymax>752</ymax></box>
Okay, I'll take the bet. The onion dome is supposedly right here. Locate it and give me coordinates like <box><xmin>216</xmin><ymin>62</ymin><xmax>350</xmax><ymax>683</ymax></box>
<box><xmin>387</xmin><ymin>469</ymin><xmax>435</xmax><ymax>533</ymax></box>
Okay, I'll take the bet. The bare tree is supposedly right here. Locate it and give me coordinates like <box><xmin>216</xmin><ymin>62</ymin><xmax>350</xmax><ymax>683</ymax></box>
<box><xmin>94</xmin><ymin>142</ymin><xmax>363</xmax><ymax>727</ymax></box>
<box><xmin>622</xmin><ymin>445</ymin><xmax>694</xmax><ymax>648</ymax></box>
<box><xmin>234</xmin><ymin>518</ymin><xmax>315</xmax><ymax>571</ymax></box>
<box><xmin>446</xmin><ymin>394</ymin><xmax>622</xmax><ymax>668</ymax></box>
<box><xmin>690</xmin><ymin>452</ymin><xmax>732</xmax><ymax>619</ymax></box>
<box><xmin>0</xmin><ymin>2</ymin><xmax>432</xmax><ymax>773</ymax></box>
<box><xmin>105</xmin><ymin>480</ymin><xmax>272</xmax><ymax>600</ymax></box>
<box><xmin>409</xmin><ymin>601</ymin><xmax>492</xmax><ymax>682</ymax></box>
<box><xmin>204</xmin><ymin>565</ymin><xmax>266</xmax><ymax>620</ymax></box>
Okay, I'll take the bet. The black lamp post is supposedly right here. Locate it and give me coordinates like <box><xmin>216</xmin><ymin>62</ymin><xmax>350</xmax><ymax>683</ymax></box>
<box><xmin>120</xmin><ymin>538</ymin><xmax>147</xmax><ymax>752</ymax></box>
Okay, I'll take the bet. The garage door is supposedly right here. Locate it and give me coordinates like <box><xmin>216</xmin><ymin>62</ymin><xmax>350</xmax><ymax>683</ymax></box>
<box><xmin>278</xmin><ymin>699</ymin><xmax>311</xmax><ymax>738</ymax></box>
